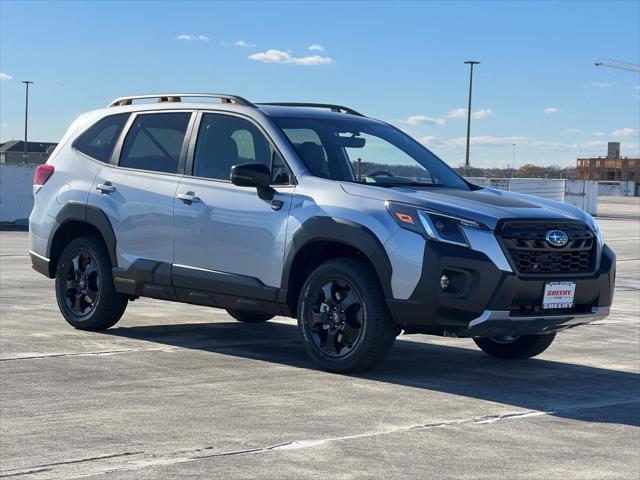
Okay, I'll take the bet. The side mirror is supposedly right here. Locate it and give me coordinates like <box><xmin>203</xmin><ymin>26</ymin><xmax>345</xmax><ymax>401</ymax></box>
<box><xmin>230</xmin><ymin>163</ymin><xmax>271</xmax><ymax>188</ymax></box>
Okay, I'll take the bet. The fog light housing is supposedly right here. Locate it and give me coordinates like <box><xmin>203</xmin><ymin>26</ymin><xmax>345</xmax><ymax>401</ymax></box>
<box><xmin>440</xmin><ymin>274</ymin><xmax>450</xmax><ymax>290</ymax></box>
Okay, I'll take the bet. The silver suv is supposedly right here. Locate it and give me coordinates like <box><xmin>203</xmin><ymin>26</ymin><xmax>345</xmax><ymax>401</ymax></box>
<box><xmin>29</xmin><ymin>93</ymin><xmax>616</xmax><ymax>372</ymax></box>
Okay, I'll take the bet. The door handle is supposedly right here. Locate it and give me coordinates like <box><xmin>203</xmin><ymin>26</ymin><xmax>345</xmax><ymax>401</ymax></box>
<box><xmin>177</xmin><ymin>192</ymin><xmax>200</xmax><ymax>205</ymax></box>
<box><xmin>96</xmin><ymin>183</ymin><xmax>116</xmax><ymax>194</ymax></box>
<box><xmin>271</xmin><ymin>199</ymin><xmax>284</xmax><ymax>211</ymax></box>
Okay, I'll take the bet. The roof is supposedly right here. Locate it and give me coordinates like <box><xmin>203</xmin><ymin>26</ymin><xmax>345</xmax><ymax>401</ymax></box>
<box><xmin>0</xmin><ymin>140</ymin><xmax>58</xmax><ymax>153</ymax></box>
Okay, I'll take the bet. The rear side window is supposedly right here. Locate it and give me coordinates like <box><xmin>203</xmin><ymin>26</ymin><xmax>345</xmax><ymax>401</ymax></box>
<box><xmin>119</xmin><ymin>112</ymin><xmax>191</xmax><ymax>174</ymax></box>
<box><xmin>74</xmin><ymin>113</ymin><xmax>129</xmax><ymax>163</ymax></box>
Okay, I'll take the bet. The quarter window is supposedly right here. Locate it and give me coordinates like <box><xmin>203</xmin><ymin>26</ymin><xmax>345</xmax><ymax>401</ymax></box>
<box><xmin>119</xmin><ymin>113</ymin><xmax>191</xmax><ymax>174</ymax></box>
<box><xmin>74</xmin><ymin>113</ymin><xmax>129</xmax><ymax>163</ymax></box>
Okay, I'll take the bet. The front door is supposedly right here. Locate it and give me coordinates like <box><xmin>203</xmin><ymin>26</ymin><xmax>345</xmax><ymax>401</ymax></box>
<box><xmin>173</xmin><ymin>112</ymin><xmax>294</xmax><ymax>290</ymax></box>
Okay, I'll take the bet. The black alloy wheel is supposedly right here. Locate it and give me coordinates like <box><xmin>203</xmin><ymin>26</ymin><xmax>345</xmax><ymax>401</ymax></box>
<box><xmin>307</xmin><ymin>277</ymin><xmax>364</xmax><ymax>357</ymax></box>
<box><xmin>55</xmin><ymin>235</ymin><xmax>128</xmax><ymax>330</ymax></box>
<box><xmin>297</xmin><ymin>258</ymin><xmax>397</xmax><ymax>372</ymax></box>
<box><xmin>61</xmin><ymin>250</ymin><xmax>100</xmax><ymax>316</ymax></box>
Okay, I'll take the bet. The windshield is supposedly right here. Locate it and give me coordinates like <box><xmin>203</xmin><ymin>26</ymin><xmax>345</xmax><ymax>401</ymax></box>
<box><xmin>273</xmin><ymin>116</ymin><xmax>469</xmax><ymax>189</ymax></box>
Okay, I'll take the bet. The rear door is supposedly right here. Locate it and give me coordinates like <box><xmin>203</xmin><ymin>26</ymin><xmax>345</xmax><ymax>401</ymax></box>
<box><xmin>89</xmin><ymin>111</ymin><xmax>194</xmax><ymax>268</ymax></box>
<box><xmin>173</xmin><ymin>111</ymin><xmax>295</xmax><ymax>290</ymax></box>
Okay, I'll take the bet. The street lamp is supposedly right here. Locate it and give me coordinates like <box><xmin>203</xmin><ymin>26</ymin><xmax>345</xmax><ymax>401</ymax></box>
<box><xmin>464</xmin><ymin>61</ymin><xmax>479</xmax><ymax>176</ymax></box>
<box><xmin>512</xmin><ymin>143</ymin><xmax>516</xmax><ymax>178</ymax></box>
<box><xmin>21</xmin><ymin>80</ymin><xmax>34</xmax><ymax>162</ymax></box>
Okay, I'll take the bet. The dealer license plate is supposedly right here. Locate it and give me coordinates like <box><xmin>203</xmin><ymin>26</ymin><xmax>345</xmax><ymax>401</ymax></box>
<box><xmin>542</xmin><ymin>282</ymin><xmax>576</xmax><ymax>309</ymax></box>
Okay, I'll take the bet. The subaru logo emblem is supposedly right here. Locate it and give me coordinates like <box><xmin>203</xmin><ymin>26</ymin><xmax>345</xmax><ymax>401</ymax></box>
<box><xmin>545</xmin><ymin>230</ymin><xmax>569</xmax><ymax>247</ymax></box>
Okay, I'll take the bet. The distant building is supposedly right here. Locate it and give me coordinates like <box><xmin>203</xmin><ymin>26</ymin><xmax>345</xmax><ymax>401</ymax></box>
<box><xmin>0</xmin><ymin>141</ymin><xmax>58</xmax><ymax>164</ymax></box>
<box><xmin>576</xmin><ymin>142</ymin><xmax>639</xmax><ymax>181</ymax></box>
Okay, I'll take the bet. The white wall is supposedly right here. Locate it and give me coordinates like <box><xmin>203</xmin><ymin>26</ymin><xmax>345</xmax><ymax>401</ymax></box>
<box><xmin>565</xmin><ymin>179</ymin><xmax>598</xmax><ymax>215</ymax></box>
<box><xmin>465</xmin><ymin>177</ymin><xmax>599</xmax><ymax>215</ymax></box>
<box><xmin>598</xmin><ymin>181</ymin><xmax>637</xmax><ymax>197</ymax></box>
<box><xmin>465</xmin><ymin>177</ymin><xmax>565</xmax><ymax>202</ymax></box>
<box><xmin>0</xmin><ymin>164</ymin><xmax>36</xmax><ymax>224</ymax></box>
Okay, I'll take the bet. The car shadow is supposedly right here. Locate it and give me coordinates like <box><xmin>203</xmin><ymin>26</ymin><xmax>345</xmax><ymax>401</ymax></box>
<box><xmin>106</xmin><ymin>320</ymin><xmax>640</xmax><ymax>428</ymax></box>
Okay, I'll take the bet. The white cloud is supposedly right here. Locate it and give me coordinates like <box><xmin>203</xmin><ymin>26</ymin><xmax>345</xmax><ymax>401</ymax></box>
<box><xmin>234</xmin><ymin>40</ymin><xmax>255</xmax><ymax>48</ymax></box>
<box><xmin>419</xmin><ymin>136</ymin><xmax>442</xmax><ymax>146</ymax></box>
<box><xmin>435</xmin><ymin>135</ymin><xmax>636</xmax><ymax>156</ymax></box>
<box><xmin>447</xmin><ymin>108</ymin><xmax>467</xmax><ymax>119</ymax></box>
<box><xmin>404</xmin><ymin>115</ymin><xmax>446</xmax><ymax>126</ymax></box>
<box><xmin>591</xmin><ymin>130</ymin><xmax>605</xmax><ymax>137</ymax></box>
<box><xmin>444</xmin><ymin>135</ymin><xmax>535</xmax><ymax>148</ymax></box>
<box><xmin>472</xmin><ymin>108</ymin><xmax>494</xmax><ymax>120</ymax></box>
<box><xmin>446</xmin><ymin>107</ymin><xmax>494</xmax><ymax>120</ymax></box>
<box><xmin>248</xmin><ymin>49</ymin><xmax>333</xmax><ymax>66</ymax></box>
<box><xmin>544</xmin><ymin>107</ymin><xmax>560</xmax><ymax>114</ymax></box>
<box><xmin>1</xmin><ymin>123</ymin><xmax>7</xmax><ymax>128</ymax></box>
<box><xmin>177</xmin><ymin>34</ymin><xmax>210</xmax><ymax>41</ymax></box>
<box><xmin>612</xmin><ymin>127</ymin><xmax>638</xmax><ymax>138</ymax></box>
<box><xmin>565</xmin><ymin>128</ymin><xmax>584</xmax><ymax>134</ymax></box>
<box><xmin>308</xmin><ymin>44</ymin><xmax>325</xmax><ymax>52</ymax></box>
<box><xmin>0</xmin><ymin>73</ymin><xmax>13</xmax><ymax>81</ymax></box>
<box><xmin>592</xmin><ymin>81</ymin><xmax>611</xmax><ymax>90</ymax></box>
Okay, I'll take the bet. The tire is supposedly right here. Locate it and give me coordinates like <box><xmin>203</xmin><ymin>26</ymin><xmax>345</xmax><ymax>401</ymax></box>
<box><xmin>55</xmin><ymin>235</ymin><xmax>128</xmax><ymax>331</ymax></box>
<box><xmin>297</xmin><ymin>258</ymin><xmax>396</xmax><ymax>373</ymax></box>
<box><xmin>473</xmin><ymin>333</ymin><xmax>556</xmax><ymax>359</ymax></box>
<box><xmin>226</xmin><ymin>310</ymin><xmax>274</xmax><ymax>323</ymax></box>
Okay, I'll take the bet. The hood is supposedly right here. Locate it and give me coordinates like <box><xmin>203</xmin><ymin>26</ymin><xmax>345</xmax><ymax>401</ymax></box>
<box><xmin>340</xmin><ymin>183</ymin><xmax>591</xmax><ymax>230</ymax></box>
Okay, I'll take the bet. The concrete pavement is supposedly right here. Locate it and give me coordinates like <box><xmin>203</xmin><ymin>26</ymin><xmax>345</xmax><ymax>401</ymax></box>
<box><xmin>1</xmin><ymin>197</ymin><xmax>638</xmax><ymax>479</ymax></box>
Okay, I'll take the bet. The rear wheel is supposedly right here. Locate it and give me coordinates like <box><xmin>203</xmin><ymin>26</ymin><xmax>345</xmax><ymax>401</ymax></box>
<box><xmin>226</xmin><ymin>310</ymin><xmax>274</xmax><ymax>323</ymax></box>
<box><xmin>297</xmin><ymin>258</ymin><xmax>396</xmax><ymax>372</ymax></box>
<box><xmin>55</xmin><ymin>236</ymin><xmax>128</xmax><ymax>331</ymax></box>
<box><xmin>473</xmin><ymin>333</ymin><xmax>556</xmax><ymax>359</ymax></box>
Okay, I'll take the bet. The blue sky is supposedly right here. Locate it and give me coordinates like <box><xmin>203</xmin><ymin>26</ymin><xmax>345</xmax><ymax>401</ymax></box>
<box><xmin>1</xmin><ymin>0</ymin><xmax>638</xmax><ymax>168</ymax></box>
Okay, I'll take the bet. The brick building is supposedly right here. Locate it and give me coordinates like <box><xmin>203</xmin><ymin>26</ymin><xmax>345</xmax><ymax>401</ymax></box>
<box><xmin>576</xmin><ymin>142</ymin><xmax>639</xmax><ymax>181</ymax></box>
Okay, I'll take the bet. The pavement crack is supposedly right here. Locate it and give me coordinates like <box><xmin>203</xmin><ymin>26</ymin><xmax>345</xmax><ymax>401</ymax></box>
<box><xmin>44</xmin><ymin>398</ymin><xmax>639</xmax><ymax>479</ymax></box>
<box><xmin>0</xmin><ymin>348</ymin><xmax>173</xmax><ymax>362</ymax></box>
<box><xmin>0</xmin><ymin>452</ymin><xmax>143</xmax><ymax>477</ymax></box>
<box><xmin>0</xmin><ymin>468</ymin><xmax>52</xmax><ymax>478</ymax></box>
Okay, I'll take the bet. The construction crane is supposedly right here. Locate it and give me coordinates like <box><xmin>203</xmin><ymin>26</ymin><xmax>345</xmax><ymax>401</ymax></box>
<box><xmin>594</xmin><ymin>58</ymin><xmax>640</xmax><ymax>73</ymax></box>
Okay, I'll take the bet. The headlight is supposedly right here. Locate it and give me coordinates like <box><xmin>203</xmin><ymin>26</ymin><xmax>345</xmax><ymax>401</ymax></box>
<box><xmin>386</xmin><ymin>201</ymin><xmax>488</xmax><ymax>248</ymax></box>
<box><xmin>587</xmin><ymin>215</ymin><xmax>604</xmax><ymax>246</ymax></box>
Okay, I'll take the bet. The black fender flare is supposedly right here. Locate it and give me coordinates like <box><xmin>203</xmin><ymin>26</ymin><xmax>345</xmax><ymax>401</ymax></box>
<box><xmin>50</xmin><ymin>201</ymin><xmax>118</xmax><ymax>268</ymax></box>
<box><xmin>281</xmin><ymin>217</ymin><xmax>393</xmax><ymax>298</ymax></box>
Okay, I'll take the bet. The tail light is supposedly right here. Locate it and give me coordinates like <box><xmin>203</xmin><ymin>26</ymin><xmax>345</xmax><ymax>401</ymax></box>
<box><xmin>33</xmin><ymin>164</ymin><xmax>55</xmax><ymax>194</ymax></box>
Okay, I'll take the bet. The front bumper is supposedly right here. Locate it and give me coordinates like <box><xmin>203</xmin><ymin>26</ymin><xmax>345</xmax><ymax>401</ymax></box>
<box><xmin>386</xmin><ymin>241</ymin><xmax>615</xmax><ymax>337</ymax></box>
<box><xmin>460</xmin><ymin>306</ymin><xmax>610</xmax><ymax>338</ymax></box>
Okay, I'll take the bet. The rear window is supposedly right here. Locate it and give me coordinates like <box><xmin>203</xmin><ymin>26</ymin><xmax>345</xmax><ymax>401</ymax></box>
<box><xmin>73</xmin><ymin>113</ymin><xmax>129</xmax><ymax>163</ymax></box>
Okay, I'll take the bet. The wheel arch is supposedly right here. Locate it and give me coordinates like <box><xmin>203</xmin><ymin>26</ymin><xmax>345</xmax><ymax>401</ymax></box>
<box><xmin>282</xmin><ymin>217</ymin><xmax>393</xmax><ymax>314</ymax></box>
<box><xmin>48</xmin><ymin>202</ymin><xmax>117</xmax><ymax>277</ymax></box>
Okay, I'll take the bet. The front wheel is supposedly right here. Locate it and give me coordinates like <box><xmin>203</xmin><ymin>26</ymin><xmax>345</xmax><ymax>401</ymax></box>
<box><xmin>55</xmin><ymin>235</ymin><xmax>128</xmax><ymax>331</ymax></box>
<box><xmin>297</xmin><ymin>258</ymin><xmax>396</xmax><ymax>373</ymax></box>
<box><xmin>473</xmin><ymin>333</ymin><xmax>556</xmax><ymax>359</ymax></box>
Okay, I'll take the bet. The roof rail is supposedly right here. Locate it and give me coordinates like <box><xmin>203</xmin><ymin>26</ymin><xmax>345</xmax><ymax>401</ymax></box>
<box><xmin>257</xmin><ymin>102</ymin><xmax>364</xmax><ymax>117</ymax></box>
<box><xmin>108</xmin><ymin>93</ymin><xmax>254</xmax><ymax>108</ymax></box>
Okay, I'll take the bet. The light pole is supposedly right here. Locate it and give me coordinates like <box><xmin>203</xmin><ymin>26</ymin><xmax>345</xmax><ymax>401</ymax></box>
<box><xmin>512</xmin><ymin>143</ymin><xmax>516</xmax><ymax>178</ymax></box>
<box><xmin>22</xmin><ymin>80</ymin><xmax>34</xmax><ymax>162</ymax></box>
<box><xmin>464</xmin><ymin>61</ymin><xmax>479</xmax><ymax>176</ymax></box>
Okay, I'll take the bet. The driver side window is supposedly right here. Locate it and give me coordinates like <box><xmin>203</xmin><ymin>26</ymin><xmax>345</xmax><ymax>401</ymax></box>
<box><xmin>193</xmin><ymin>114</ymin><xmax>292</xmax><ymax>185</ymax></box>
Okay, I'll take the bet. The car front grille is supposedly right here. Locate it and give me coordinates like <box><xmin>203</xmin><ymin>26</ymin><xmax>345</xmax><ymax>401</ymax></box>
<box><xmin>499</xmin><ymin>221</ymin><xmax>596</xmax><ymax>275</ymax></box>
